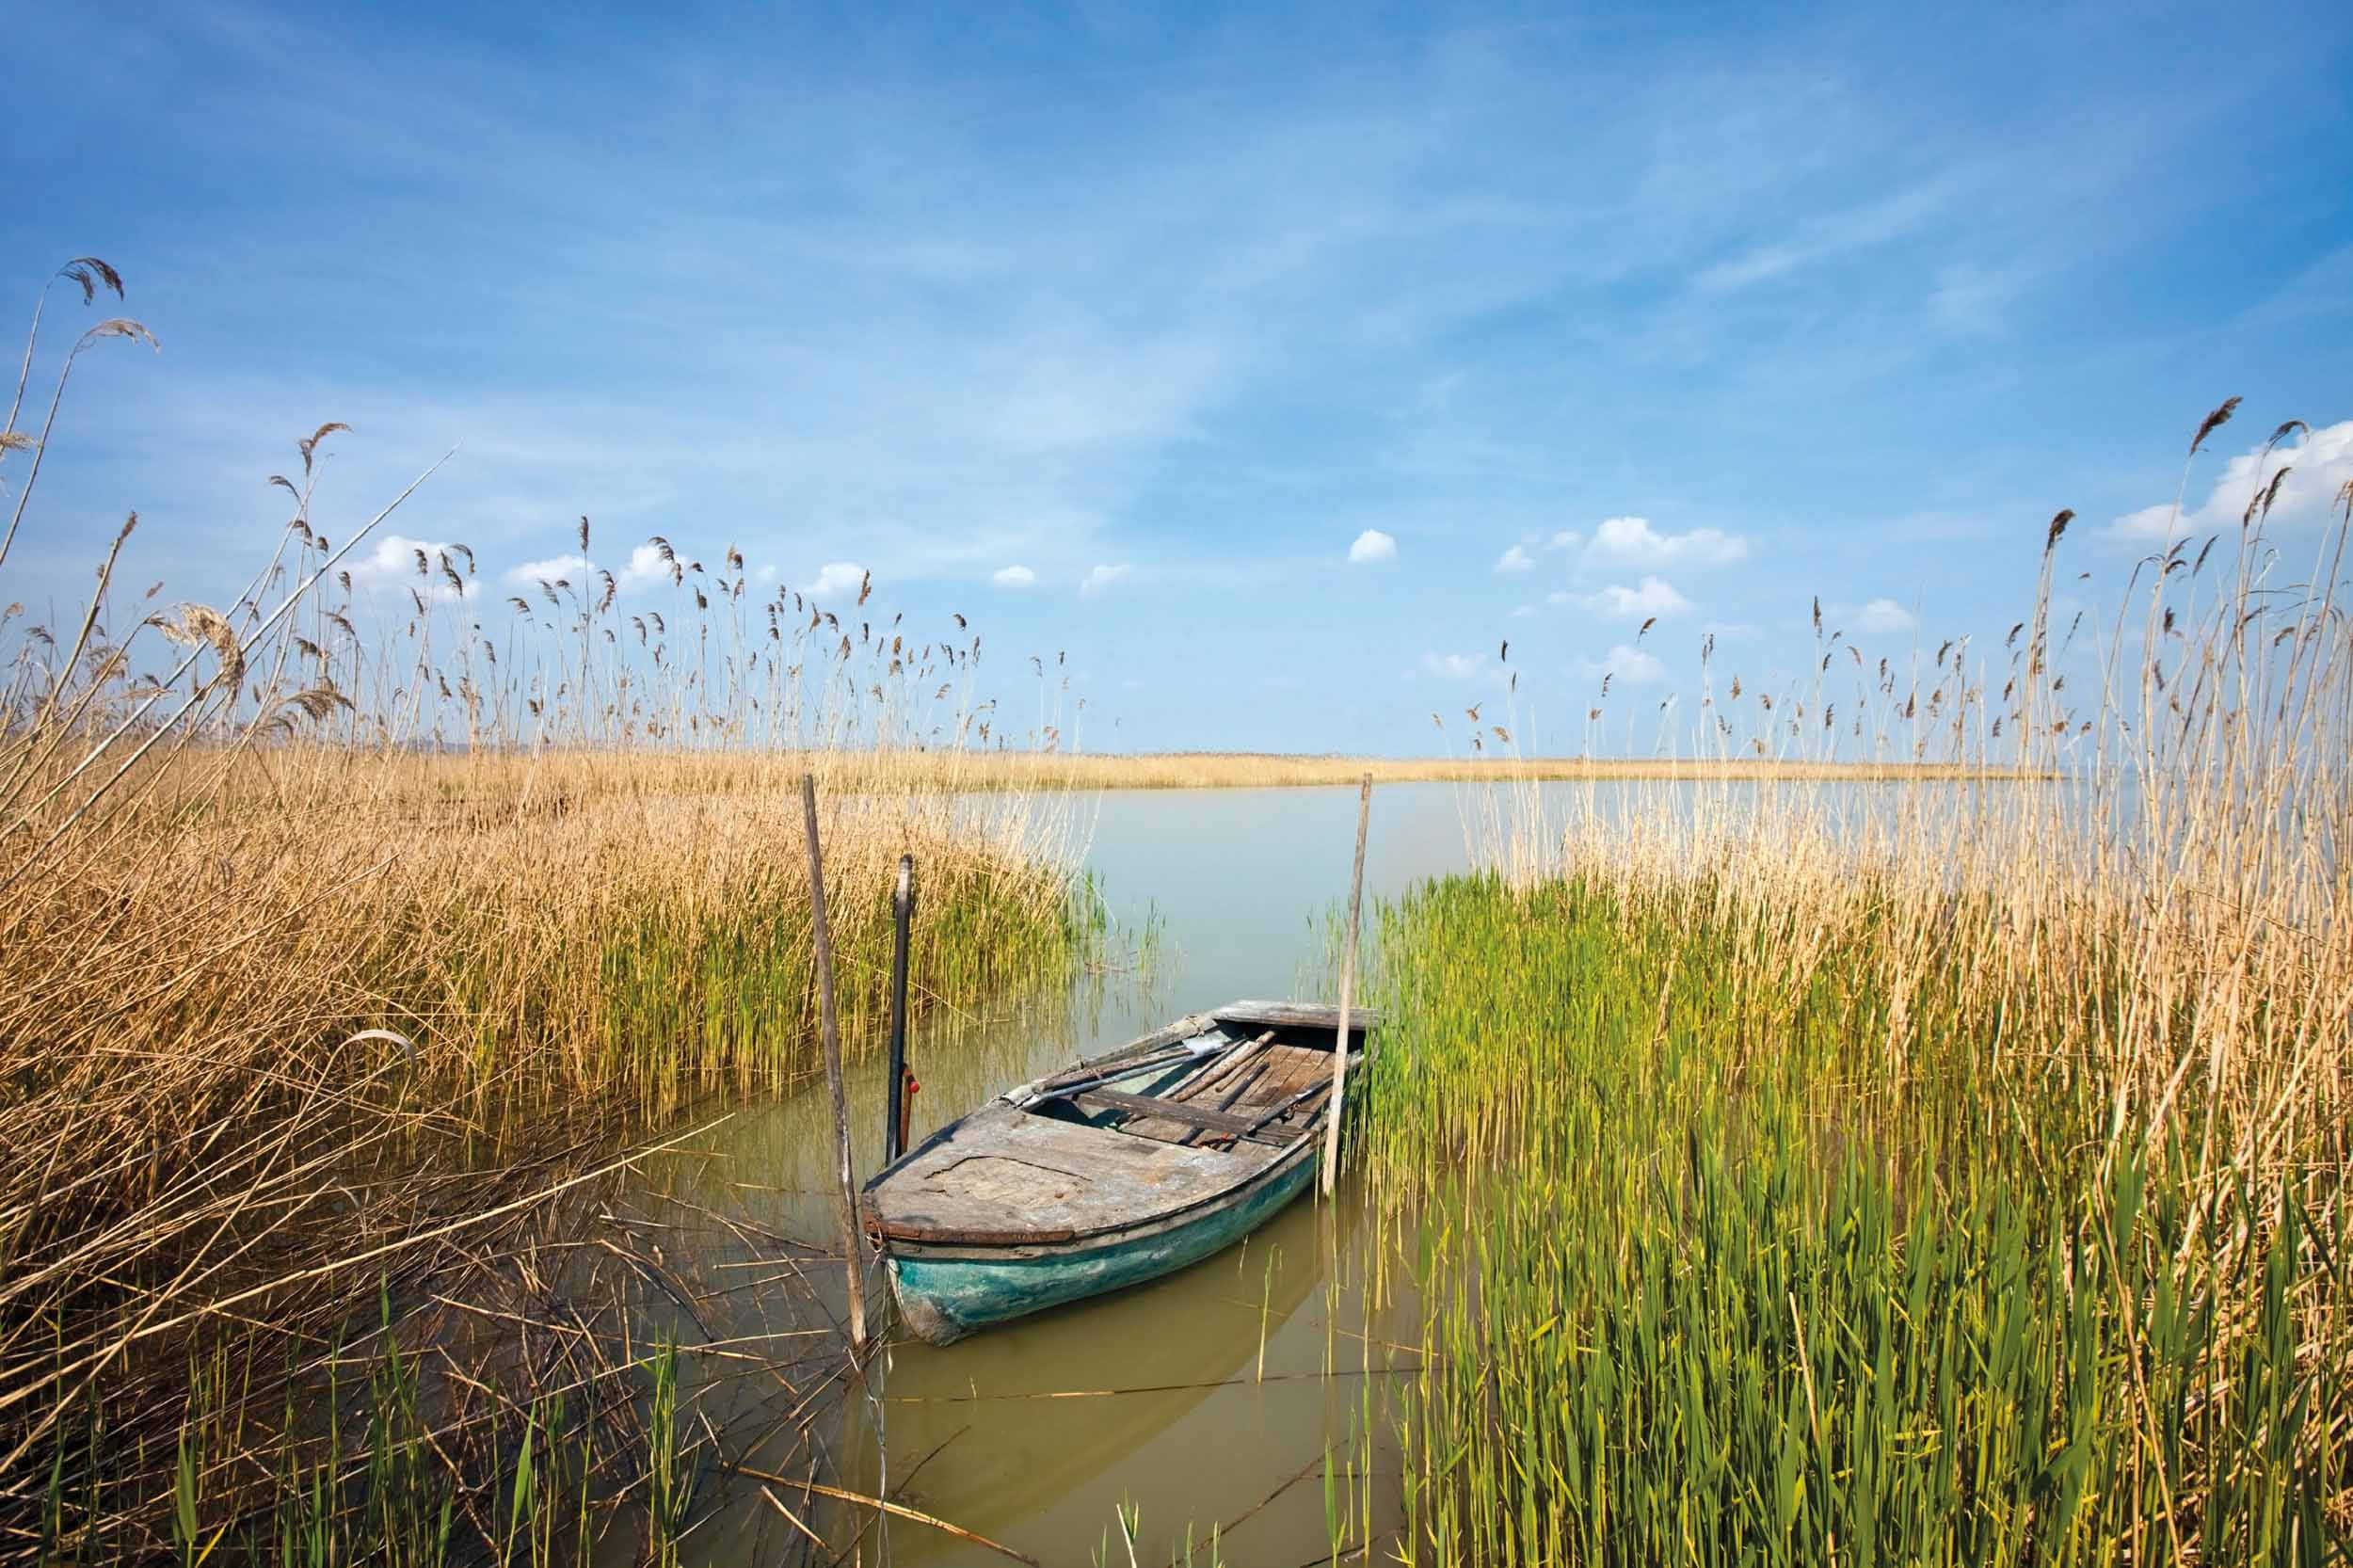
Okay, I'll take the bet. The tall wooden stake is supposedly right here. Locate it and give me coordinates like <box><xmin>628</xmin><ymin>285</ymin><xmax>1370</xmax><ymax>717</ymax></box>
<box><xmin>1321</xmin><ymin>774</ymin><xmax>1372</xmax><ymax>1198</ymax></box>
<box><xmin>800</xmin><ymin>773</ymin><xmax>868</xmax><ymax>1351</ymax></box>
<box><xmin>884</xmin><ymin>854</ymin><xmax>915</xmax><ymax>1164</ymax></box>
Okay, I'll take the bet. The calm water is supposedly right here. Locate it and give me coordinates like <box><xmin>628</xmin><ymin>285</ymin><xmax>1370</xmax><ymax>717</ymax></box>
<box><xmin>622</xmin><ymin>779</ymin><xmax>2032</xmax><ymax>1562</ymax></box>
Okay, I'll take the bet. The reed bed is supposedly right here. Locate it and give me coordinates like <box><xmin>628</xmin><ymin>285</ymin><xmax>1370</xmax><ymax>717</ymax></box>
<box><xmin>0</xmin><ymin>260</ymin><xmax>1094</xmax><ymax>1560</ymax></box>
<box><xmin>1343</xmin><ymin>404</ymin><xmax>2351</xmax><ymax>1563</ymax></box>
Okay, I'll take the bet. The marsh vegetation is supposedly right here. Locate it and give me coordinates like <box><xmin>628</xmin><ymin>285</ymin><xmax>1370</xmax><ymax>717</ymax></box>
<box><xmin>5</xmin><ymin>258</ymin><xmax>2345</xmax><ymax>1566</ymax></box>
<box><xmin>1</xmin><ymin>261</ymin><xmax>1096</xmax><ymax>1562</ymax></box>
<box><xmin>1342</xmin><ymin>406</ymin><xmax>2351</xmax><ymax>1562</ymax></box>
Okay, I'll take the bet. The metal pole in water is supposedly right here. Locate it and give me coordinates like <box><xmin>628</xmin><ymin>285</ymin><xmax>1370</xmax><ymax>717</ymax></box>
<box><xmin>885</xmin><ymin>854</ymin><xmax>915</xmax><ymax>1164</ymax></box>
<box><xmin>1321</xmin><ymin>774</ymin><xmax>1372</xmax><ymax>1199</ymax></box>
<box><xmin>799</xmin><ymin>772</ymin><xmax>868</xmax><ymax>1352</ymax></box>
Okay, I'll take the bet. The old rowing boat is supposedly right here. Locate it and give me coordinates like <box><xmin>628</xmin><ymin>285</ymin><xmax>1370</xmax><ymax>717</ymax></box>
<box><xmin>860</xmin><ymin>1000</ymin><xmax>1376</xmax><ymax>1345</ymax></box>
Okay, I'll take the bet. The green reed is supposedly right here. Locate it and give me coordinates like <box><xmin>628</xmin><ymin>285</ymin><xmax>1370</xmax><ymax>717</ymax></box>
<box><xmin>1343</xmin><ymin>874</ymin><xmax>2346</xmax><ymax>1565</ymax></box>
<box><xmin>130</xmin><ymin>1293</ymin><xmax>627</xmax><ymax>1568</ymax></box>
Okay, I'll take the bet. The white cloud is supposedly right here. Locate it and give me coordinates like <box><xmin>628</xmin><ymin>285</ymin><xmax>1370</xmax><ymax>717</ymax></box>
<box><xmin>2109</xmin><ymin>504</ymin><xmax>2184</xmax><ymax>544</ymax></box>
<box><xmin>1348</xmin><ymin>529</ymin><xmax>1397</xmax><ymax>565</ymax></box>
<box><xmin>346</xmin><ymin>534</ymin><xmax>476</xmax><ymax>601</ymax></box>
<box><xmin>1581</xmin><ymin>644</ymin><xmax>1667</xmax><ymax>685</ymax></box>
<box><xmin>1509</xmin><ymin>603</ymin><xmax>1536</xmax><ymax>618</ymax></box>
<box><xmin>620</xmin><ymin>543</ymin><xmax>676</xmax><ymax>590</ymax></box>
<box><xmin>992</xmin><ymin>564</ymin><xmax>1037</xmax><ymax>588</ymax></box>
<box><xmin>1546</xmin><ymin>530</ymin><xmax>1581</xmax><ymax>552</ymax></box>
<box><xmin>754</xmin><ymin>563</ymin><xmax>780</xmax><ymax>584</ymax></box>
<box><xmin>1419</xmin><ymin>650</ymin><xmax>1490</xmax><ymax>681</ymax></box>
<box><xmin>1850</xmin><ymin>598</ymin><xmax>1916</xmax><ymax>634</ymax></box>
<box><xmin>502</xmin><ymin>546</ymin><xmax>678</xmax><ymax>600</ymax></box>
<box><xmin>1586</xmin><ymin>516</ymin><xmax>1750</xmax><ymax>568</ymax></box>
<box><xmin>1080</xmin><ymin>563</ymin><xmax>1132</xmax><ymax>597</ymax></box>
<box><xmin>2108</xmin><ymin>420</ymin><xmax>2353</xmax><ymax>543</ymax></box>
<box><xmin>505</xmin><ymin>552</ymin><xmax>588</xmax><ymax>587</ymax></box>
<box><xmin>1583</xmin><ymin>574</ymin><xmax>1692</xmax><ymax>620</ymax></box>
<box><xmin>1545</xmin><ymin>589</ymin><xmax>1574</xmax><ymax>605</ymax></box>
<box><xmin>1496</xmin><ymin>544</ymin><xmax>1533</xmax><ymax>573</ymax></box>
<box><xmin>804</xmin><ymin>561</ymin><xmax>867</xmax><ymax>600</ymax></box>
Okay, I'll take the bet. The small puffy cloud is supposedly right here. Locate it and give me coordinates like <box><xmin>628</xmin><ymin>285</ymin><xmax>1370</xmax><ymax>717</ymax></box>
<box><xmin>1586</xmin><ymin>516</ymin><xmax>1750</xmax><ymax>568</ymax></box>
<box><xmin>1850</xmin><ymin>598</ymin><xmax>1917</xmax><ymax>634</ymax></box>
<box><xmin>1496</xmin><ymin>544</ymin><xmax>1534</xmax><ymax>573</ymax></box>
<box><xmin>1080</xmin><ymin>563</ymin><xmax>1132</xmax><ymax>597</ymax></box>
<box><xmin>992</xmin><ymin>565</ymin><xmax>1037</xmax><ymax>589</ymax></box>
<box><xmin>505</xmin><ymin>552</ymin><xmax>588</xmax><ymax>587</ymax></box>
<box><xmin>1419</xmin><ymin>650</ymin><xmax>1491</xmax><ymax>681</ymax></box>
<box><xmin>804</xmin><ymin>562</ymin><xmax>866</xmax><ymax>600</ymax></box>
<box><xmin>1581</xmin><ymin>644</ymin><xmax>1667</xmax><ymax>685</ymax></box>
<box><xmin>346</xmin><ymin>534</ymin><xmax>476</xmax><ymax>601</ymax></box>
<box><xmin>2108</xmin><ymin>420</ymin><xmax>2353</xmax><ymax>542</ymax></box>
<box><xmin>754</xmin><ymin>563</ymin><xmax>779</xmax><ymax>585</ymax></box>
<box><xmin>620</xmin><ymin>543</ymin><xmax>675</xmax><ymax>590</ymax></box>
<box><xmin>1583</xmin><ymin>575</ymin><xmax>1692</xmax><ymax>621</ymax></box>
<box><xmin>1348</xmin><ymin>529</ymin><xmax>1397</xmax><ymax>565</ymax></box>
<box><xmin>1509</xmin><ymin>603</ymin><xmax>1537</xmax><ymax>618</ymax></box>
<box><xmin>1546</xmin><ymin>530</ymin><xmax>1581</xmax><ymax>552</ymax></box>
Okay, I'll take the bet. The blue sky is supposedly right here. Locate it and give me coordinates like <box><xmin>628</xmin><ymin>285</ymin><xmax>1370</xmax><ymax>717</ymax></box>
<box><xmin>6</xmin><ymin>1</ymin><xmax>2350</xmax><ymax>753</ymax></box>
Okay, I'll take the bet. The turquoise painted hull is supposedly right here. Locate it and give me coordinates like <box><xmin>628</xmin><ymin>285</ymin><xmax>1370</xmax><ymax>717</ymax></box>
<box><xmin>887</xmin><ymin>1149</ymin><xmax>1317</xmax><ymax>1344</ymax></box>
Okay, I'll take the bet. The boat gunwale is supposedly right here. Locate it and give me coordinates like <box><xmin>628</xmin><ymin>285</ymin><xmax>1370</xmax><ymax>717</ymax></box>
<box><xmin>870</xmin><ymin>1128</ymin><xmax>1322</xmax><ymax>1257</ymax></box>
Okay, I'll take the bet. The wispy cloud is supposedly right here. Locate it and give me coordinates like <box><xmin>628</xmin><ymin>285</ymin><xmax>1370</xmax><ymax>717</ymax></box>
<box><xmin>992</xmin><ymin>564</ymin><xmax>1037</xmax><ymax>588</ymax></box>
<box><xmin>1080</xmin><ymin>563</ymin><xmax>1132</xmax><ymax>596</ymax></box>
<box><xmin>4</xmin><ymin>4</ymin><xmax>2333</xmax><ymax>755</ymax></box>
<box><xmin>1694</xmin><ymin>173</ymin><xmax>1975</xmax><ymax>293</ymax></box>
<box><xmin>1495</xmin><ymin>544</ymin><xmax>1533</xmax><ymax>572</ymax></box>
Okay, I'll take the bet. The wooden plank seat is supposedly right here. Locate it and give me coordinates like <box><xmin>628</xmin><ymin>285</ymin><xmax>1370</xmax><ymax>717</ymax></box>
<box><xmin>1069</xmin><ymin>1087</ymin><xmax>1302</xmax><ymax>1146</ymax></box>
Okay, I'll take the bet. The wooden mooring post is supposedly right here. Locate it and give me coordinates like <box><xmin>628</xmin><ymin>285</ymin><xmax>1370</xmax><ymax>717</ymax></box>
<box><xmin>1321</xmin><ymin>774</ymin><xmax>1372</xmax><ymax>1198</ymax></box>
<box><xmin>885</xmin><ymin>854</ymin><xmax>916</xmax><ymax>1164</ymax></box>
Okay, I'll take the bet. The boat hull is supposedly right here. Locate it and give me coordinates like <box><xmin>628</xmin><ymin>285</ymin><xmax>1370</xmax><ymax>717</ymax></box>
<box><xmin>886</xmin><ymin>1145</ymin><xmax>1317</xmax><ymax>1345</ymax></box>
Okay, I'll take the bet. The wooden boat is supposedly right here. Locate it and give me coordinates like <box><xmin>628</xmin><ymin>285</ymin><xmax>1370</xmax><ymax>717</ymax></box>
<box><xmin>860</xmin><ymin>1000</ymin><xmax>1375</xmax><ymax>1345</ymax></box>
